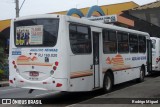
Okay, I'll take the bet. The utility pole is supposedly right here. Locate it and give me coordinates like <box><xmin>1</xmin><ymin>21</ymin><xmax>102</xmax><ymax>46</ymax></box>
<box><xmin>15</xmin><ymin>0</ymin><xmax>19</xmax><ymax>17</ymax></box>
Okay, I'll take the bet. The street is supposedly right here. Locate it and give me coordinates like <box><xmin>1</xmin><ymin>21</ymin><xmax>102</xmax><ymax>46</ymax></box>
<box><xmin>0</xmin><ymin>72</ymin><xmax>160</xmax><ymax>107</ymax></box>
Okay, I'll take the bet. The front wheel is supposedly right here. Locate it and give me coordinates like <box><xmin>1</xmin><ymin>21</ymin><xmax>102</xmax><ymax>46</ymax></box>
<box><xmin>102</xmin><ymin>72</ymin><xmax>113</xmax><ymax>93</ymax></box>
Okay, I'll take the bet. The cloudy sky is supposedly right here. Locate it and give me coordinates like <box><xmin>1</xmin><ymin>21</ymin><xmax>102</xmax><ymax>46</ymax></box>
<box><xmin>0</xmin><ymin>0</ymin><xmax>157</xmax><ymax>20</ymax></box>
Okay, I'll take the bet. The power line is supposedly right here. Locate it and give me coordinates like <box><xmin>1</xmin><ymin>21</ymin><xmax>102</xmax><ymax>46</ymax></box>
<box><xmin>15</xmin><ymin>0</ymin><xmax>26</xmax><ymax>17</ymax></box>
<box><xmin>19</xmin><ymin>0</ymin><xmax>26</xmax><ymax>11</ymax></box>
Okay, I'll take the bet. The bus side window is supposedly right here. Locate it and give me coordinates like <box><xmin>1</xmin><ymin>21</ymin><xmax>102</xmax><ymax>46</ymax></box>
<box><xmin>103</xmin><ymin>29</ymin><xmax>117</xmax><ymax>54</ymax></box>
<box><xmin>138</xmin><ymin>36</ymin><xmax>146</xmax><ymax>53</ymax></box>
<box><xmin>69</xmin><ymin>24</ymin><xmax>92</xmax><ymax>54</ymax></box>
<box><xmin>129</xmin><ymin>34</ymin><xmax>138</xmax><ymax>53</ymax></box>
<box><xmin>117</xmin><ymin>32</ymin><xmax>129</xmax><ymax>53</ymax></box>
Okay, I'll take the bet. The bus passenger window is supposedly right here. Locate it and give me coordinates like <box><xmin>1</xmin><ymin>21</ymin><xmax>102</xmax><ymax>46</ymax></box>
<box><xmin>138</xmin><ymin>36</ymin><xmax>146</xmax><ymax>53</ymax></box>
<box><xmin>129</xmin><ymin>34</ymin><xmax>138</xmax><ymax>53</ymax></box>
<box><xmin>69</xmin><ymin>24</ymin><xmax>91</xmax><ymax>54</ymax></box>
<box><xmin>117</xmin><ymin>32</ymin><xmax>129</xmax><ymax>53</ymax></box>
<box><xmin>103</xmin><ymin>30</ymin><xmax>117</xmax><ymax>54</ymax></box>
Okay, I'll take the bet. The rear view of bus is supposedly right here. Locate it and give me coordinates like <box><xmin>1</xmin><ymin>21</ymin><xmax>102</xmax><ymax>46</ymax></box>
<box><xmin>9</xmin><ymin>14</ymin><xmax>68</xmax><ymax>91</ymax></box>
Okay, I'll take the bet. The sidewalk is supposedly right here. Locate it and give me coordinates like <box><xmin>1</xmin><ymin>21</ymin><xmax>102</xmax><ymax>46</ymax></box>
<box><xmin>0</xmin><ymin>81</ymin><xmax>9</xmax><ymax>87</ymax></box>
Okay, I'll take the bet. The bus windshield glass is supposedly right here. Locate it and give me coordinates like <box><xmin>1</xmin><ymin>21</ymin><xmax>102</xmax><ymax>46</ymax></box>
<box><xmin>14</xmin><ymin>18</ymin><xmax>59</xmax><ymax>47</ymax></box>
<box><xmin>151</xmin><ymin>39</ymin><xmax>156</xmax><ymax>49</ymax></box>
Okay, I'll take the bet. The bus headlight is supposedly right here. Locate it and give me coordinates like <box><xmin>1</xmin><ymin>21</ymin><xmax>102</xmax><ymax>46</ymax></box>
<box><xmin>50</xmin><ymin>70</ymin><xmax>54</xmax><ymax>75</ymax></box>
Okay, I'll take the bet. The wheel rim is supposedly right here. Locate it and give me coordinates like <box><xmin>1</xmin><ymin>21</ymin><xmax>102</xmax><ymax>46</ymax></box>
<box><xmin>105</xmin><ymin>76</ymin><xmax>111</xmax><ymax>90</ymax></box>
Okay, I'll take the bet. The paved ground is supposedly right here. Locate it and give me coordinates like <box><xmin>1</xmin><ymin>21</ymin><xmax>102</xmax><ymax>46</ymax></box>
<box><xmin>69</xmin><ymin>73</ymin><xmax>160</xmax><ymax>107</ymax></box>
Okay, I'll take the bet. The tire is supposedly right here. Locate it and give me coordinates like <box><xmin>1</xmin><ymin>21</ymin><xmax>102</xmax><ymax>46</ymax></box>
<box><xmin>102</xmin><ymin>72</ymin><xmax>113</xmax><ymax>93</ymax></box>
<box><xmin>137</xmin><ymin>67</ymin><xmax>145</xmax><ymax>82</ymax></box>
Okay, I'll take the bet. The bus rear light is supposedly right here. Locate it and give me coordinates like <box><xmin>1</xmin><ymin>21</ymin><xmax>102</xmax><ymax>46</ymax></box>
<box><xmin>43</xmin><ymin>82</ymin><xmax>47</xmax><ymax>84</ymax></box>
<box><xmin>56</xmin><ymin>83</ymin><xmax>62</xmax><ymax>87</ymax></box>
<box><xmin>55</xmin><ymin>61</ymin><xmax>59</xmax><ymax>66</ymax></box>
<box><xmin>10</xmin><ymin>80</ymin><xmax>13</xmax><ymax>83</ymax></box>
<box><xmin>53</xmin><ymin>66</ymin><xmax>57</xmax><ymax>70</ymax></box>
<box><xmin>12</xmin><ymin>61</ymin><xmax>15</xmax><ymax>65</ymax></box>
<box><xmin>156</xmin><ymin>58</ymin><xmax>159</xmax><ymax>61</ymax></box>
<box><xmin>14</xmin><ymin>65</ymin><xmax>17</xmax><ymax>69</ymax></box>
<box><xmin>20</xmin><ymin>80</ymin><xmax>24</xmax><ymax>82</ymax></box>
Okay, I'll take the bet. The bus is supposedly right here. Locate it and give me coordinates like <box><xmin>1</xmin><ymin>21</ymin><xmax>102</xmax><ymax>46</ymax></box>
<box><xmin>151</xmin><ymin>37</ymin><xmax>160</xmax><ymax>72</ymax></box>
<box><xmin>9</xmin><ymin>14</ymin><xmax>152</xmax><ymax>93</ymax></box>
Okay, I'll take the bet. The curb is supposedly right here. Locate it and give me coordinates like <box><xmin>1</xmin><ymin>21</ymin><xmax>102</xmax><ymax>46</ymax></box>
<box><xmin>0</xmin><ymin>81</ymin><xmax>9</xmax><ymax>87</ymax></box>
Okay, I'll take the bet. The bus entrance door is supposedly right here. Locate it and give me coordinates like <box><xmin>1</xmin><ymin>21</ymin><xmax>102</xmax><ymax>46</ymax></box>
<box><xmin>93</xmin><ymin>32</ymin><xmax>100</xmax><ymax>88</ymax></box>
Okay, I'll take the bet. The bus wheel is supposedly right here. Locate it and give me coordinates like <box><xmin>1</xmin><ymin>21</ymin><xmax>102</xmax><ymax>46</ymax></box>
<box><xmin>137</xmin><ymin>67</ymin><xmax>145</xmax><ymax>82</ymax></box>
<box><xmin>103</xmin><ymin>72</ymin><xmax>113</xmax><ymax>93</ymax></box>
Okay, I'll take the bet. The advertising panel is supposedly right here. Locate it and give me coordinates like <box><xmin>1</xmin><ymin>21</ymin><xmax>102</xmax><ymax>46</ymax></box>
<box><xmin>16</xmin><ymin>25</ymin><xmax>43</xmax><ymax>45</ymax></box>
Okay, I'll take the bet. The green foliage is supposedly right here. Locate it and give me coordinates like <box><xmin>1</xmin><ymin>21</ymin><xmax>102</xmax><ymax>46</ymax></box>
<box><xmin>0</xmin><ymin>69</ymin><xmax>4</xmax><ymax>75</ymax></box>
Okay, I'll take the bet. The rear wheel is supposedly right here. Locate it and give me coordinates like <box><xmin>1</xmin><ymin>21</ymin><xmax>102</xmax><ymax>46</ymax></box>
<box><xmin>137</xmin><ymin>67</ymin><xmax>145</xmax><ymax>82</ymax></box>
<box><xmin>103</xmin><ymin>72</ymin><xmax>113</xmax><ymax>93</ymax></box>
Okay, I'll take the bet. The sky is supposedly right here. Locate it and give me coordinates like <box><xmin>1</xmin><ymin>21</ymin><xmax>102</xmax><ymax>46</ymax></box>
<box><xmin>0</xmin><ymin>0</ymin><xmax>157</xmax><ymax>20</ymax></box>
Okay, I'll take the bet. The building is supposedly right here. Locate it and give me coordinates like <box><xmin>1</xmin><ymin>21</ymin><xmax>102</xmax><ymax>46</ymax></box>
<box><xmin>123</xmin><ymin>1</ymin><xmax>160</xmax><ymax>37</ymax></box>
<box><xmin>128</xmin><ymin>1</ymin><xmax>160</xmax><ymax>27</ymax></box>
<box><xmin>53</xmin><ymin>1</ymin><xmax>138</xmax><ymax>16</ymax></box>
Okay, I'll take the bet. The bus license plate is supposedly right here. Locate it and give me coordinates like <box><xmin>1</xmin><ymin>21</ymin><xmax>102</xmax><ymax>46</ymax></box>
<box><xmin>29</xmin><ymin>71</ymin><xmax>39</xmax><ymax>76</ymax></box>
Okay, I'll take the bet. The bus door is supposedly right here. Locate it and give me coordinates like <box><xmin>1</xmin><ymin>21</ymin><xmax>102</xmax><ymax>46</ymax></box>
<box><xmin>93</xmin><ymin>32</ymin><xmax>100</xmax><ymax>88</ymax></box>
<box><xmin>147</xmin><ymin>39</ymin><xmax>152</xmax><ymax>73</ymax></box>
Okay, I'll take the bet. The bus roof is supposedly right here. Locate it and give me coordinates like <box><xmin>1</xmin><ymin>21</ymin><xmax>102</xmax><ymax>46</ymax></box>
<box><xmin>13</xmin><ymin>14</ymin><xmax>150</xmax><ymax>37</ymax></box>
<box><xmin>65</xmin><ymin>15</ymin><xmax>149</xmax><ymax>37</ymax></box>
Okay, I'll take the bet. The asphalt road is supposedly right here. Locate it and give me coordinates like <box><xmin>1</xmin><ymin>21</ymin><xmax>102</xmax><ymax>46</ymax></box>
<box><xmin>71</xmin><ymin>72</ymin><xmax>160</xmax><ymax>107</ymax></box>
<box><xmin>0</xmin><ymin>72</ymin><xmax>160</xmax><ymax>107</ymax></box>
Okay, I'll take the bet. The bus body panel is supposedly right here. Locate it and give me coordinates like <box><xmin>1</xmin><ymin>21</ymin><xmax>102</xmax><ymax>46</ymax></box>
<box><xmin>102</xmin><ymin>53</ymin><xmax>146</xmax><ymax>85</ymax></box>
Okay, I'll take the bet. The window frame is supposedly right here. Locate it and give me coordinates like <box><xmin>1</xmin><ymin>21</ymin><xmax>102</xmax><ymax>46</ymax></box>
<box><xmin>129</xmin><ymin>34</ymin><xmax>138</xmax><ymax>53</ymax></box>
<box><xmin>14</xmin><ymin>18</ymin><xmax>59</xmax><ymax>47</ymax></box>
<box><xmin>117</xmin><ymin>31</ymin><xmax>129</xmax><ymax>53</ymax></box>
<box><xmin>138</xmin><ymin>35</ymin><xmax>146</xmax><ymax>53</ymax></box>
<box><xmin>69</xmin><ymin>23</ymin><xmax>92</xmax><ymax>55</ymax></box>
<box><xmin>102</xmin><ymin>29</ymin><xmax>117</xmax><ymax>54</ymax></box>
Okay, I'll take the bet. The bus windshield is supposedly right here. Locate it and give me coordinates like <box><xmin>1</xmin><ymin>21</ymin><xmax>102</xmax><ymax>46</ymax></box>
<box><xmin>151</xmin><ymin>39</ymin><xmax>156</xmax><ymax>49</ymax></box>
<box><xmin>14</xmin><ymin>18</ymin><xmax>59</xmax><ymax>47</ymax></box>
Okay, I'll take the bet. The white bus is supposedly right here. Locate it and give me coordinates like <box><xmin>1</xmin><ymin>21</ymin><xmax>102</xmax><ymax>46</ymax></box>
<box><xmin>151</xmin><ymin>37</ymin><xmax>160</xmax><ymax>71</ymax></box>
<box><xmin>9</xmin><ymin>14</ymin><xmax>152</xmax><ymax>93</ymax></box>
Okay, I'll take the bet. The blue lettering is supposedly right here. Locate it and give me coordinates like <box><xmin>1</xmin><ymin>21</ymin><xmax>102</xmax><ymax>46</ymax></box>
<box><xmin>12</xmin><ymin>51</ymin><xmax>21</xmax><ymax>55</ymax></box>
